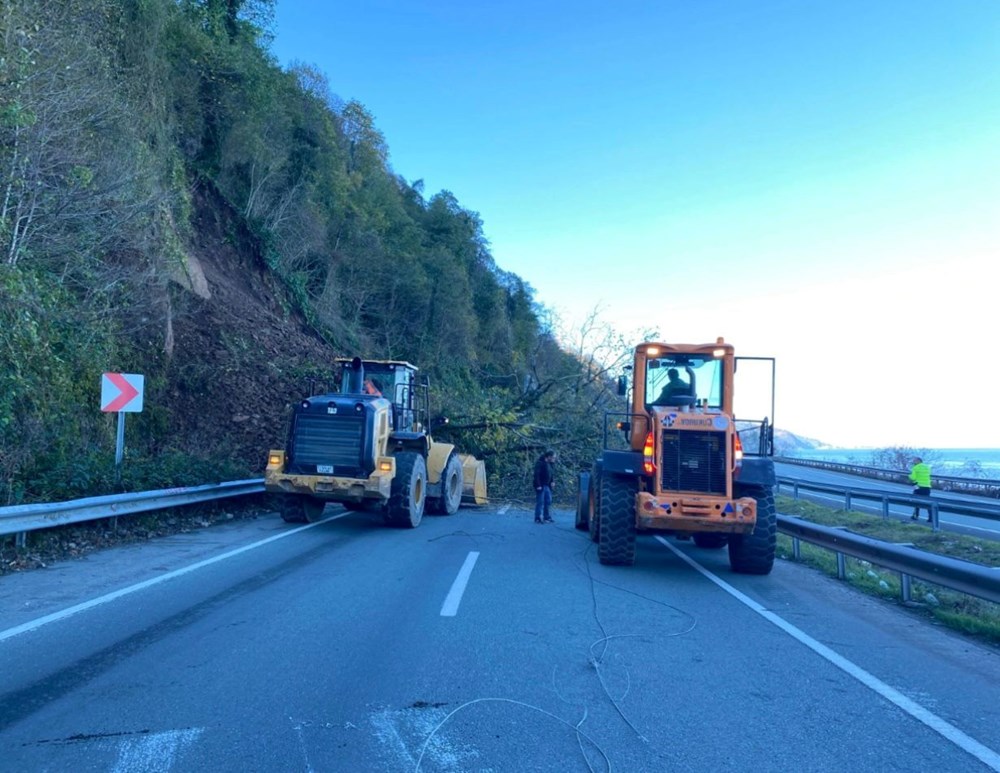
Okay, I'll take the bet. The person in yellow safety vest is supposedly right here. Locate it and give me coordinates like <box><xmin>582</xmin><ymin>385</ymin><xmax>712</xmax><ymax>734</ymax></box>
<box><xmin>908</xmin><ymin>457</ymin><xmax>933</xmax><ymax>521</ymax></box>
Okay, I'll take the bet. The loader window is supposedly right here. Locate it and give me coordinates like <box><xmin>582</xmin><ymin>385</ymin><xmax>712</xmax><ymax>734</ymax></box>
<box><xmin>647</xmin><ymin>356</ymin><xmax>723</xmax><ymax>408</ymax></box>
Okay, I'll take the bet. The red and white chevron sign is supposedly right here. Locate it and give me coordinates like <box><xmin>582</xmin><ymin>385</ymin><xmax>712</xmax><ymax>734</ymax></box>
<box><xmin>101</xmin><ymin>373</ymin><xmax>144</xmax><ymax>413</ymax></box>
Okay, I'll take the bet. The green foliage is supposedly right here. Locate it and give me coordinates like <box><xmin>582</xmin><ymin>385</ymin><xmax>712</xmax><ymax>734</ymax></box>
<box><xmin>0</xmin><ymin>0</ymin><xmax>615</xmax><ymax>508</ymax></box>
<box><xmin>0</xmin><ymin>266</ymin><xmax>122</xmax><ymax>503</ymax></box>
<box><xmin>22</xmin><ymin>446</ymin><xmax>249</xmax><ymax>502</ymax></box>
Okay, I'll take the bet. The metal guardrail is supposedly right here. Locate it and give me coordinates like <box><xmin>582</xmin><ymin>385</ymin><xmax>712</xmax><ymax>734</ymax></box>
<box><xmin>0</xmin><ymin>479</ymin><xmax>266</xmax><ymax>545</ymax></box>
<box><xmin>776</xmin><ymin>476</ymin><xmax>1000</xmax><ymax>532</ymax></box>
<box><xmin>777</xmin><ymin>515</ymin><xmax>1000</xmax><ymax>605</ymax></box>
<box><xmin>776</xmin><ymin>456</ymin><xmax>1000</xmax><ymax>497</ymax></box>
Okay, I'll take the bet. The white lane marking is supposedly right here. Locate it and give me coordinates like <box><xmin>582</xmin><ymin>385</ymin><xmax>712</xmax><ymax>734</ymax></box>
<box><xmin>0</xmin><ymin>512</ymin><xmax>349</xmax><ymax>644</ymax></box>
<box><xmin>957</xmin><ymin>522</ymin><xmax>1000</xmax><ymax>536</ymax></box>
<box><xmin>292</xmin><ymin>722</ymin><xmax>316</xmax><ymax>773</ymax></box>
<box><xmin>111</xmin><ymin>728</ymin><xmax>203</xmax><ymax>772</ymax></box>
<box><xmin>656</xmin><ymin>536</ymin><xmax>1000</xmax><ymax>772</ymax></box>
<box><xmin>370</xmin><ymin>705</ymin><xmax>474</xmax><ymax>770</ymax></box>
<box><xmin>498</xmin><ymin>504</ymin><xmax>511</xmax><ymax>515</ymax></box>
<box><xmin>440</xmin><ymin>551</ymin><xmax>480</xmax><ymax>617</ymax></box>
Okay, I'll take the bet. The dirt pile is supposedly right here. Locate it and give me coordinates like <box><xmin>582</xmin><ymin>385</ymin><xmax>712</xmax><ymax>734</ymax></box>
<box><xmin>159</xmin><ymin>188</ymin><xmax>339</xmax><ymax>473</ymax></box>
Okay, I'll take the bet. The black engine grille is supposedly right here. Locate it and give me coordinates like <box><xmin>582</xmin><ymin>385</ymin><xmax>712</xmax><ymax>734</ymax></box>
<box><xmin>288</xmin><ymin>413</ymin><xmax>364</xmax><ymax>474</ymax></box>
<box><xmin>660</xmin><ymin>429</ymin><xmax>727</xmax><ymax>495</ymax></box>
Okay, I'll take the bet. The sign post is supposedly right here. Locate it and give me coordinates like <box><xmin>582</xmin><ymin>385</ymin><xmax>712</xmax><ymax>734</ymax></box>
<box><xmin>101</xmin><ymin>373</ymin><xmax>145</xmax><ymax>483</ymax></box>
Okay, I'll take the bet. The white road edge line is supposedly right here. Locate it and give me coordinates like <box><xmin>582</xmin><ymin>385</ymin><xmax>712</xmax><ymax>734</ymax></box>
<box><xmin>952</xmin><ymin>522</ymin><xmax>1000</xmax><ymax>536</ymax></box>
<box><xmin>0</xmin><ymin>512</ymin><xmax>349</xmax><ymax>645</ymax></box>
<box><xmin>655</xmin><ymin>536</ymin><xmax>1000</xmax><ymax>772</ymax></box>
<box><xmin>440</xmin><ymin>551</ymin><xmax>480</xmax><ymax>617</ymax></box>
<box><xmin>498</xmin><ymin>504</ymin><xmax>511</xmax><ymax>515</ymax></box>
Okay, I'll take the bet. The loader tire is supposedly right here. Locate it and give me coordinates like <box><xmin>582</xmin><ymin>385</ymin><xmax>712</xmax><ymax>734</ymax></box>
<box><xmin>589</xmin><ymin>471</ymin><xmax>602</xmax><ymax>543</ymax></box>
<box><xmin>598</xmin><ymin>474</ymin><xmax>637</xmax><ymax>566</ymax></box>
<box><xmin>575</xmin><ymin>472</ymin><xmax>592</xmax><ymax>531</ymax></box>
<box><xmin>728</xmin><ymin>484</ymin><xmax>777</xmax><ymax>575</ymax></box>
<box><xmin>386</xmin><ymin>452</ymin><xmax>427</xmax><ymax>528</ymax></box>
<box><xmin>279</xmin><ymin>495</ymin><xmax>325</xmax><ymax>524</ymax></box>
<box><xmin>429</xmin><ymin>453</ymin><xmax>463</xmax><ymax>515</ymax></box>
<box><xmin>693</xmin><ymin>533</ymin><xmax>728</xmax><ymax>549</ymax></box>
<box><xmin>278</xmin><ymin>496</ymin><xmax>306</xmax><ymax>524</ymax></box>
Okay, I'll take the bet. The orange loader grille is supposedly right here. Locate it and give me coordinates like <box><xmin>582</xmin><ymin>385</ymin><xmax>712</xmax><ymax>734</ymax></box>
<box><xmin>660</xmin><ymin>429</ymin><xmax>727</xmax><ymax>495</ymax></box>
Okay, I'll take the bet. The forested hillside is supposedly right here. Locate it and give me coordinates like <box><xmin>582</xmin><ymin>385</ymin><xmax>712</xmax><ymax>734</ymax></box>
<box><xmin>0</xmin><ymin>0</ymin><xmax>625</xmax><ymax>504</ymax></box>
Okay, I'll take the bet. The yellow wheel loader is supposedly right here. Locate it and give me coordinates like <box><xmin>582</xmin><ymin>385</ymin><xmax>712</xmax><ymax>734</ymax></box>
<box><xmin>265</xmin><ymin>358</ymin><xmax>487</xmax><ymax>526</ymax></box>
<box><xmin>577</xmin><ymin>339</ymin><xmax>777</xmax><ymax>574</ymax></box>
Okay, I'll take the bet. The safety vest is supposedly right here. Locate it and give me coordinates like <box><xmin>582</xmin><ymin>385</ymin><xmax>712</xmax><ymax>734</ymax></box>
<box><xmin>909</xmin><ymin>463</ymin><xmax>931</xmax><ymax>488</ymax></box>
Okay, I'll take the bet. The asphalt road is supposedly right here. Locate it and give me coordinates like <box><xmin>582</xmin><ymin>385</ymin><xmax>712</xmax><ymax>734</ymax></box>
<box><xmin>775</xmin><ymin>461</ymin><xmax>1000</xmax><ymax>539</ymax></box>
<box><xmin>2</xmin><ymin>501</ymin><xmax>1000</xmax><ymax>772</ymax></box>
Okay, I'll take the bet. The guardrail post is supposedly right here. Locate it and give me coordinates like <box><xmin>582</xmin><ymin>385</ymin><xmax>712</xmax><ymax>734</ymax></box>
<box><xmin>792</xmin><ymin>537</ymin><xmax>801</xmax><ymax>560</ymax></box>
<box><xmin>901</xmin><ymin>573</ymin><xmax>912</xmax><ymax>603</ymax></box>
<box><xmin>793</xmin><ymin>482</ymin><xmax>799</xmax><ymax>499</ymax></box>
<box><xmin>836</xmin><ymin>552</ymin><xmax>846</xmax><ymax>580</ymax></box>
<box><xmin>844</xmin><ymin>491</ymin><xmax>852</xmax><ymax>511</ymax></box>
<box><xmin>930</xmin><ymin>501</ymin><xmax>940</xmax><ymax>532</ymax></box>
<box><xmin>881</xmin><ymin>497</ymin><xmax>889</xmax><ymax>519</ymax></box>
<box><xmin>15</xmin><ymin>531</ymin><xmax>26</xmax><ymax>550</ymax></box>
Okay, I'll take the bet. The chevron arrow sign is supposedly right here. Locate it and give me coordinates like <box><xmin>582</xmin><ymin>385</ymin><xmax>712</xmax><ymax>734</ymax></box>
<box><xmin>101</xmin><ymin>373</ymin><xmax>144</xmax><ymax>413</ymax></box>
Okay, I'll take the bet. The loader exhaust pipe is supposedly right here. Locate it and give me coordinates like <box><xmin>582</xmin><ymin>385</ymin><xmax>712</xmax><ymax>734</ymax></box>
<box><xmin>345</xmin><ymin>356</ymin><xmax>365</xmax><ymax>394</ymax></box>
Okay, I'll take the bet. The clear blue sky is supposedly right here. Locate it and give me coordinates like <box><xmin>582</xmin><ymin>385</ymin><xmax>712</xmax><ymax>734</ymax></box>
<box><xmin>270</xmin><ymin>1</ymin><xmax>1000</xmax><ymax>449</ymax></box>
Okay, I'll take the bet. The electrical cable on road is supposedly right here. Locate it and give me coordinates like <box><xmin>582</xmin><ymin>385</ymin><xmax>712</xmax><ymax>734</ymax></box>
<box><xmin>412</xmin><ymin>507</ymin><xmax>699</xmax><ymax>771</ymax></box>
<box><xmin>574</xmin><ymin>527</ymin><xmax>699</xmax><ymax>756</ymax></box>
<box><xmin>412</xmin><ymin>697</ymin><xmax>613</xmax><ymax>773</ymax></box>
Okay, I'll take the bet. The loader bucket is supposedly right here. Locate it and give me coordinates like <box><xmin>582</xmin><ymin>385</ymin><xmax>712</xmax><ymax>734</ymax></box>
<box><xmin>459</xmin><ymin>454</ymin><xmax>488</xmax><ymax>505</ymax></box>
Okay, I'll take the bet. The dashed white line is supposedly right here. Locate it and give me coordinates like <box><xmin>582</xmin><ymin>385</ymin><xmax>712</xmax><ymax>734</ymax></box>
<box><xmin>655</xmin><ymin>536</ymin><xmax>1000</xmax><ymax>772</ymax></box>
<box><xmin>498</xmin><ymin>504</ymin><xmax>511</xmax><ymax>515</ymax></box>
<box><xmin>0</xmin><ymin>512</ymin><xmax>349</xmax><ymax>644</ymax></box>
<box><xmin>440</xmin><ymin>551</ymin><xmax>480</xmax><ymax>617</ymax></box>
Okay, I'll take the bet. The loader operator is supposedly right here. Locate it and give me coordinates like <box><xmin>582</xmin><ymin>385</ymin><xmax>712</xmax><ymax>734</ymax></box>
<box><xmin>653</xmin><ymin>367</ymin><xmax>695</xmax><ymax>405</ymax></box>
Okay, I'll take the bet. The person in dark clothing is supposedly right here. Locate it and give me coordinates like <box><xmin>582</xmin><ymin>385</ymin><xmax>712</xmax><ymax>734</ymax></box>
<box><xmin>533</xmin><ymin>450</ymin><xmax>556</xmax><ymax>524</ymax></box>
<box><xmin>652</xmin><ymin>366</ymin><xmax>695</xmax><ymax>405</ymax></box>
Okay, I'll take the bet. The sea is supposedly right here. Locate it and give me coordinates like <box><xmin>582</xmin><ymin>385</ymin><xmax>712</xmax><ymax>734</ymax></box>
<box><xmin>783</xmin><ymin>448</ymin><xmax>1000</xmax><ymax>478</ymax></box>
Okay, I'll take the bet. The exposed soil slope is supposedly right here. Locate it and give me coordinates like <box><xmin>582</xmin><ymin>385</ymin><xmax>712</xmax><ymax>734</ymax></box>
<box><xmin>162</xmin><ymin>187</ymin><xmax>338</xmax><ymax>472</ymax></box>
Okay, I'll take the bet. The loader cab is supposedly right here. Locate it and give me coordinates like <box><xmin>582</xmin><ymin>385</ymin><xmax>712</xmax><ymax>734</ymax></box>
<box><xmin>337</xmin><ymin>358</ymin><xmax>424</xmax><ymax>432</ymax></box>
<box><xmin>639</xmin><ymin>341</ymin><xmax>731</xmax><ymax>412</ymax></box>
<box><xmin>646</xmin><ymin>355</ymin><xmax>724</xmax><ymax>409</ymax></box>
